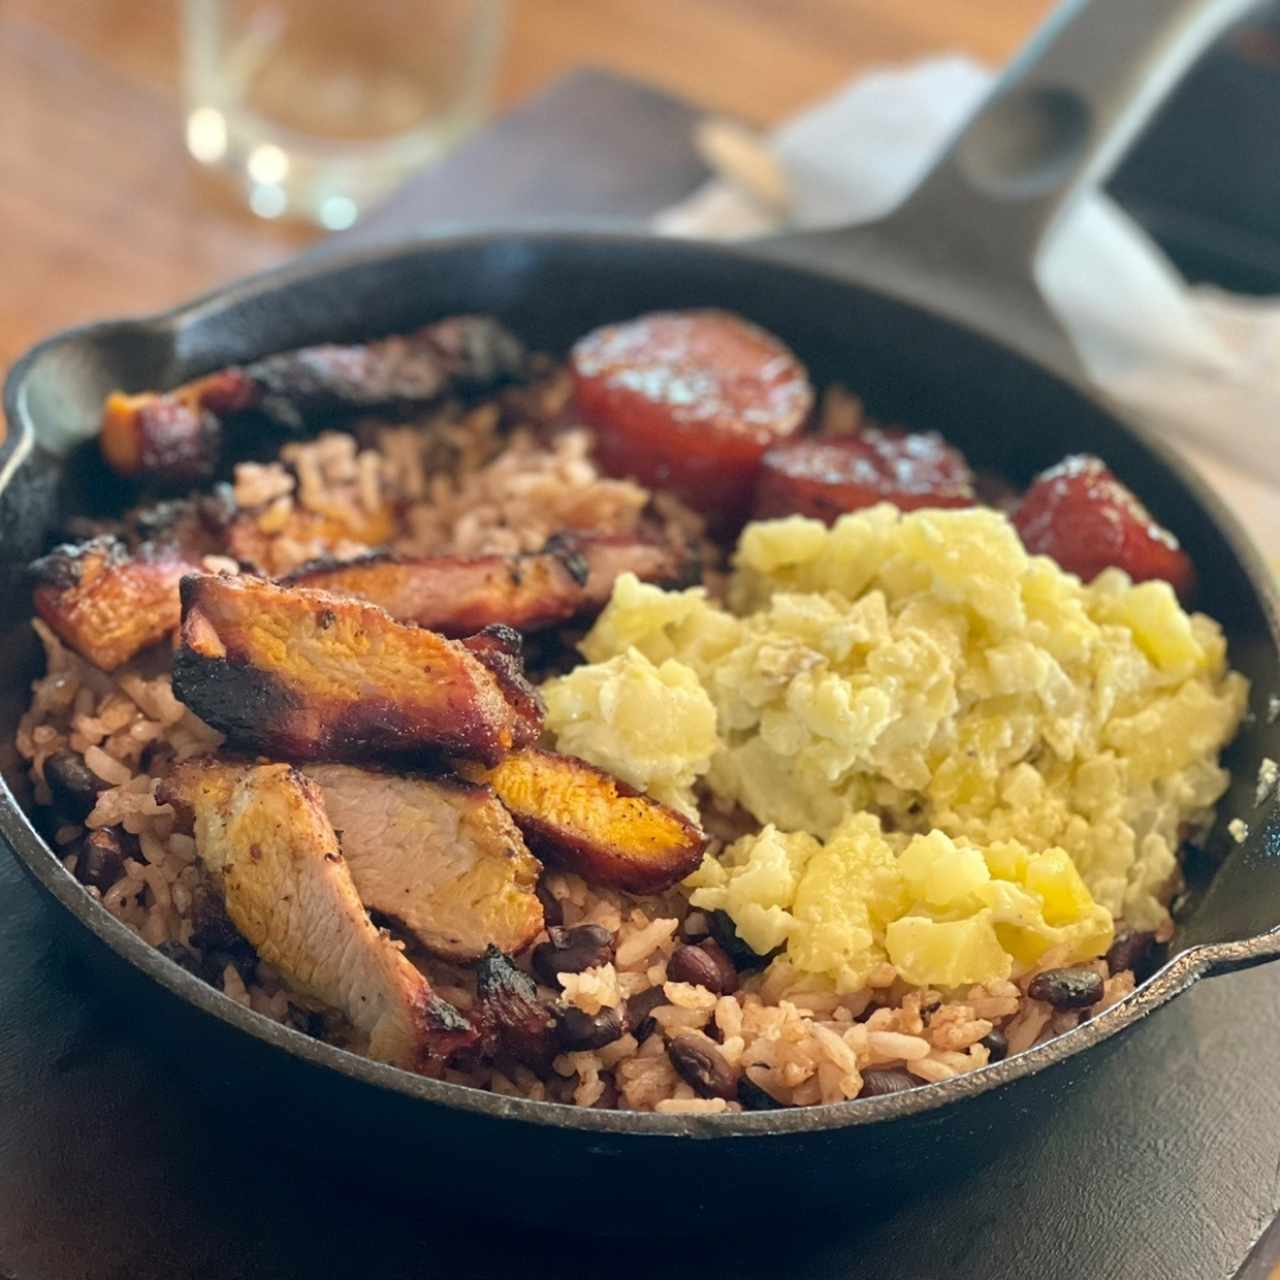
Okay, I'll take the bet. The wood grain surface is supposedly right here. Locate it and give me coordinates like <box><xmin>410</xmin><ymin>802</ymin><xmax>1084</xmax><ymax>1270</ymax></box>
<box><xmin>0</xmin><ymin>0</ymin><xmax>1052</xmax><ymax>385</ymax></box>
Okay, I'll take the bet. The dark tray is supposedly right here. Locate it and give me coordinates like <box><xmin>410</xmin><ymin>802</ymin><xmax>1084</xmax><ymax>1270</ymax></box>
<box><xmin>4</xmin><ymin>65</ymin><xmax>1280</xmax><ymax>1280</ymax></box>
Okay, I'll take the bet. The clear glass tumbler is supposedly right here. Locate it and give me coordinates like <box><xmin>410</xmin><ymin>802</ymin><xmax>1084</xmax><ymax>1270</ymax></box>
<box><xmin>182</xmin><ymin>0</ymin><xmax>506</xmax><ymax>228</ymax></box>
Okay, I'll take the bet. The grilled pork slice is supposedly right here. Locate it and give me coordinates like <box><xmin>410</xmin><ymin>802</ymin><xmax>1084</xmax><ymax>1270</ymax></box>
<box><xmin>100</xmin><ymin>316</ymin><xmax>528</xmax><ymax>485</ymax></box>
<box><xmin>100</xmin><ymin>370</ymin><xmax>256</xmax><ymax>490</ymax></box>
<box><xmin>458</xmin><ymin>625</ymin><xmax>545</xmax><ymax>750</ymax></box>
<box><xmin>473</xmin><ymin>945</ymin><xmax>557</xmax><ymax>1071</ymax></box>
<box><xmin>172</xmin><ymin>574</ymin><xmax>539</xmax><ymax>765</ymax></box>
<box><xmin>302</xmin><ymin>763</ymin><xmax>544</xmax><ymax>961</ymax></box>
<box><xmin>458</xmin><ymin>749</ymin><xmax>706</xmax><ymax>894</ymax></box>
<box><xmin>160</xmin><ymin>759</ymin><xmax>475</xmax><ymax>1069</ymax></box>
<box><xmin>31</xmin><ymin>491</ymin><xmax>238</xmax><ymax>671</ymax></box>
<box><xmin>284</xmin><ymin>533</ymin><xmax>691</xmax><ymax>637</ymax></box>
<box><xmin>31</xmin><ymin>536</ymin><xmax>195</xmax><ymax>671</ymax></box>
<box><xmin>245</xmin><ymin>314</ymin><xmax>528</xmax><ymax>430</ymax></box>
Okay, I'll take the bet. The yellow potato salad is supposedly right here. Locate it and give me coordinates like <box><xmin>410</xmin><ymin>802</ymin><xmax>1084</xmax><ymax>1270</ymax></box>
<box><xmin>559</xmin><ymin>505</ymin><xmax>1247</xmax><ymax>990</ymax></box>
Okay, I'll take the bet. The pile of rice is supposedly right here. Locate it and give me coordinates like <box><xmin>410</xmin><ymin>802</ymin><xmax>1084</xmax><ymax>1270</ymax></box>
<box><xmin>15</xmin><ymin>384</ymin><xmax>1154</xmax><ymax>1114</ymax></box>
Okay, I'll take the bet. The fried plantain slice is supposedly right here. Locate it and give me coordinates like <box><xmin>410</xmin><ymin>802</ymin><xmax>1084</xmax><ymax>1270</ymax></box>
<box><xmin>171</xmin><ymin>574</ymin><xmax>539</xmax><ymax>765</ymax></box>
<box><xmin>303</xmin><ymin>763</ymin><xmax>544</xmax><ymax>962</ymax></box>
<box><xmin>457</xmin><ymin>748</ymin><xmax>706</xmax><ymax>894</ymax></box>
<box><xmin>284</xmin><ymin>532</ymin><xmax>691</xmax><ymax>637</ymax></box>
<box><xmin>160</xmin><ymin>758</ymin><xmax>475</xmax><ymax>1070</ymax></box>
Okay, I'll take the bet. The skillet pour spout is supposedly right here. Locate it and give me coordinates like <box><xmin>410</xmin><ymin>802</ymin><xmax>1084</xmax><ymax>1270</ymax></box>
<box><xmin>1</xmin><ymin>0</ymin><xmax>1279</xmax><ymax>1222</ymax></box>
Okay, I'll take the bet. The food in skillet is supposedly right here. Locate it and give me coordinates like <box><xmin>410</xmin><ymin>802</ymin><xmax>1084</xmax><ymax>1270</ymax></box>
<box><xmin>17</xmin><ymin>308</ymin><xmax>1246</xmax><ymax>1114</ymax></box>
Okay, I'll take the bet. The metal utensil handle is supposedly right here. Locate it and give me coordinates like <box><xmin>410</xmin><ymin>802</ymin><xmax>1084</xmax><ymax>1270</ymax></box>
<box><xmin>879</xmin><ymin>0</ymin><xmax>1260</xmax><ymax>295</ymax></box>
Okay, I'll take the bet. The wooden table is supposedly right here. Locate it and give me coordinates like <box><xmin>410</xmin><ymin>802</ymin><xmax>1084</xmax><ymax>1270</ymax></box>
<box><xmin>0</xmin><ymin>0</ymin><xmax>1052</xmax><ymax>383</ymax></box>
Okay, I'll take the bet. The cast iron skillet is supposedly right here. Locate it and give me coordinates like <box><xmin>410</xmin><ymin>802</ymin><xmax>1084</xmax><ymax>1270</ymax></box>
<box><xmin>2</xmin><ymin>0</ymin><xmax>1278</xmax><ymax>1222</ymax></box>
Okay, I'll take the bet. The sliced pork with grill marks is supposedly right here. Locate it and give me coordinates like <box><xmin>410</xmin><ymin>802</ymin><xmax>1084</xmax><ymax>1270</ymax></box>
<box><xmin>171</xmin><ymin>574</ymin><xmax>540</xmax><ymax>766</ymax></box>
<box><xmin>302</xmin><ymin>763</ymin><xmax>544</xmax><ymax>961</ymax></box>
<box><xmin>99</xmin><ymin>315</ymin><xmax>529</xmax><ymax>487</ymax></box>
<box><xmin>284</xmin><ymin>531</ymin><xmax>693</xmax><ymax>636</ymax></box>
<box><xmin>457</xmin><ymin>748</ymin><xmax>707</xmax><ymax>894</ymax></box>
<box><xmin>159</xmin><ymin>759</ymin><xmax>475</xmax><ymax>1070</ymax></box>
<box><xmin>32</xmin><ymin>536</ymin><xmax>197</xmax><ymax>672</ymax></box>
<box><xmin>31</xmin><ymin>491</ymin><xmax>236</xmax><ymax>670</ymax></box>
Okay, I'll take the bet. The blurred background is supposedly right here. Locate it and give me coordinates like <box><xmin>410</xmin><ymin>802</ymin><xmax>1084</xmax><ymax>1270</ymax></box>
<box><xmin>2</xmin><ymin>1</ymin><xmax>1053</xmax><ymax>367</ymax></box>
<box><xmin>6</xmin><ymin>0</ymin><xmax>1280</xmax><ymax>373</ymax></box>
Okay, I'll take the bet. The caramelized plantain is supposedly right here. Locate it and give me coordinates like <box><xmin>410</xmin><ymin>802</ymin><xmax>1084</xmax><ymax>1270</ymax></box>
<box><xmin>458</xmin><ymin>749</ymin><xmax>706</xmax><ymax>894</ymax></box>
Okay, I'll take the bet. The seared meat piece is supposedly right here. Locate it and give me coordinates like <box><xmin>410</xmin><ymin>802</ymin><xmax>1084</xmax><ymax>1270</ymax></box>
<box><xmin>459</xmin><ymin>626</ymin><xmax>545</xmax><ymax>751</ymax></box>
<box><xmin>302</xmin><ymin>763</ymin><xmax>544</xmax><ymax>961</ymax></box>
<box><xmin>160</xmin><ymin>759</ymin><xmax>475</xmax><ymax>1070</ymax></box>
<box><xmin>31</xmin><ymin>491</ymin><xmax>236</xmax><ymax>671</ymax></box>
<box><xmin>284</xmin><ymin>532</ymin><xmax>692</xmax><ymax>637</ymax></box>
<box><xmin>100</xmin><ymin>319</ymin><xmax>528</xmax><ymax>487</ymax></box>
<box><xmin>100</xmin><ymin>370</ymin><xmax>256</xmax><ymax>490</ymax></box>
<box><xmin>245</xmin><ymin>315</ymin><xmax>527</xmax><ymax>430</ymax></box>
<box><xmin>99</xmin><ymin>318</ymin><xmax>526</xmax><ymax>488</ymax></box>
<box><xmin>32</xmin><ymin>536</ymin><xmax>196</xmax><ymax>671</ymax></box>
<box><xmin>171</xmin><ymin>574</ymin><xmax>539</xmax><ymax>765</ymax></box>
<box><xmin>458</xmin><ymin>749</ymin><xmax>707</xmax><ymax>894</ymax></box>
<box><xmin>123</xmin><ymin>487</ymin><xmax>238</xmax><ymax>548</ymax></box>
<box><xmin>473</xmin><ymin>945</ymin><xmax>557</xmax><ymax>1071</ymax></box>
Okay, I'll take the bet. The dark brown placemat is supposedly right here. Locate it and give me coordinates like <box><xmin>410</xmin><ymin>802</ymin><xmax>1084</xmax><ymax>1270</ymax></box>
<box><xmin>4</xmin><ymin>66</ymin><xmax>1280</xmax><ymax>1280</ymax></box>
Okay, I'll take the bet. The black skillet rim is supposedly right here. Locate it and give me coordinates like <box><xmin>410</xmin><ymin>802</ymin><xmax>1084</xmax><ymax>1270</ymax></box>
<box><xmin>4</xmin><ymin>228</ymin><xmax>1280</xmax><ymax>1141</ymax></box>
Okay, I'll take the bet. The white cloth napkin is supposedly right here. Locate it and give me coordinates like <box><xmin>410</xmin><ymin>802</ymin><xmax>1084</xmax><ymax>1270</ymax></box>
<box><xmin>656</xmin><ymin>57</ymin><xmax>1280</xmax><ymax>557</ymax></box>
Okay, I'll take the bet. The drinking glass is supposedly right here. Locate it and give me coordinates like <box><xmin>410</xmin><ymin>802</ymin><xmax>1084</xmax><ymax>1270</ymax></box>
<box><xmin>182</xmin><ymin>0</ymin><xmax>506</xmax><ymax>228</ymax></box>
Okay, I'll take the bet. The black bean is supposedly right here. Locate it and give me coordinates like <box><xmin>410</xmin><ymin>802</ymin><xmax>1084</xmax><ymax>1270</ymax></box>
<box><xmin>706</xmin><ymin>910</ymin><xmax>770</xmax><ymax>970</ymax></box>
<box><xmin>188</xmin><ymin>880</ymin><xmax>243</xmax><ymax>951</ymax></box>
<box><xmin>45</xmin><ymin>751</ymin><xmax>108</xmax><ymax>821</ymax></box>
<box><xmin>737</xmin><ymin>1076</ymin><xmax>785</xmax><ymax>1111</ymax></box>
<box><xmin>625</xmin><ymin>986</ymin><xmax>667</xmax><ymax>1042</ymax></box>
<box><xmin>1027</xmin><ymin>966</ymin><xmax>1104</xmax><ymax>1009</ymax></box>
<box><xmin>535</xmin><ymin>880</ymin><xmax>564</xmax><ymax>930</ymax></box>
<box><xmin>1105</xmin><ymin>926</ymin><xmax>1155</xmax><ymax>977</ymax></box>
<box><xmin>697</xmin><ymin>938</ymin><xmax>739</xmax><ymax>995</ymax></box>
<box><xmin>979</xmin><ymin>1028</ymin><xmax>1008</xmax><ymax>1063</ymax></box>
<box><xmin>74</xmin><ymin>827</ymin><xmax>128</xmax><ymax>891</ymax></box>
<box><xmin>531</xmin><ymin>924</ymin><xmax>614</xmax><ymax>986</ymax></box>
<box><xmin>858</xmin><ymin>1068</ymin><xmax>919</xmax><ymax>1098</ymax></box>
<box><xmin>155</xmin><ymin>940</ymin><xmax>203</xmax><ymax>978</ymax></box>
<box><xmin>592</xmin><ymin>1079</ymin><xmax>620</xmax><ymax>1110</ymax></box>
<box><xmin>678</xmin><ymin>914</ymin><xmax>709</xmax><ymax>942</ymax></box>
<box><xmin>285</xmin><ymin>1006</ymin><xmax>327</xmax><ymax>1037</ymax></box>
<box><xmin>202</xmin><ymin>947</ymin><xmax>258</xmax><ymax>988</ymax></box>
<box><xmin>555</xmin><ymin>1005</ymin><xmax>624</xmax><ymax>1052</ymax></box>
<box><xmin>668</xmin><ymin>1032</ymin><xmax>737</xmax><ymax>1100</ymax></box>
<box><xmin>667</xmin><ymin>943</ymin><xmax>737</xmax><ymax>995</ymax></box>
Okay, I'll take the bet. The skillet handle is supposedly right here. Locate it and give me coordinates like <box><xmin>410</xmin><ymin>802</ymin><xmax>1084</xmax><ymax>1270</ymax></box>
<box><xmin>761</xmin><ymin>0</ymin><xmax>1262</xmax><ymax>379</ymax></box>
<box><xmin>881</xmin><ymin>0</ymin><xmax>1261</xmax><ymax>275</ymax></box>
